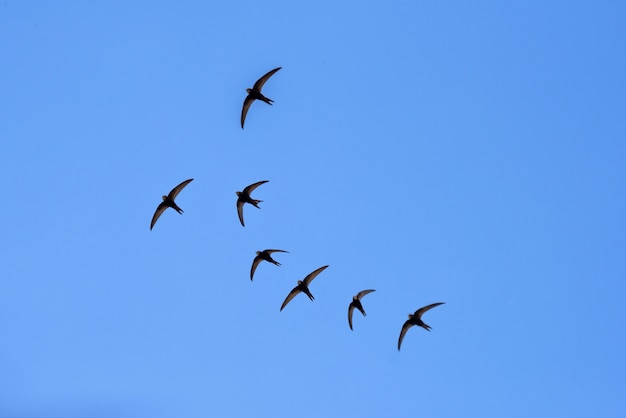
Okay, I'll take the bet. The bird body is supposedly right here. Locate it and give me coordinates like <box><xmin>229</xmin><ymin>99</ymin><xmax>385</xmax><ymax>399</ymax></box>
<box><xmin>241</xmin><ymin>67</ymin><xmax>281</xmax><ymax>128</ymax></box>
<box><xmin>236</xmin><ymin>180</ymin><xmax>269</xmax><ymax>226</ymax></box>
<box><xmin>280</xmin><ymin>265</ymin><xmax>329</xmax><ymax>311</ymax></box>
<box><xmin>150</xmin><ymin>178</ymin><xmax>193</xmax><ymax>230</ymax></box>
<box><xmin>297</xmin><ymin>280</ymin><xmax>315</xmax><ymax>301</ymax></box>
<box><xmin>161</xmin><ymin>196</ymin><xmax>183</xmax><ymax>214</ymax></box>
<box><xmin>397</xmin><ymin>302</ymin><xmax>445</xmax><ymax>351</ymax></box>
<box><xmin>348</xmin><ymin>289</ymin><xmax>376</xmax><ymax>330</ymax></box>
<box><xmin>245</xmin><ymin>88</ymin><xmax>273</xmax><ymax>105</ymax></box>
<box><xmin>352</xmin><ymin>299</ymin><xmax>365</xmax><ymax>315</ymax></box>
<box><xmin>250</xmin><ymin>249</ymin><xmax>288</xmax><ymax>281</ymax></box>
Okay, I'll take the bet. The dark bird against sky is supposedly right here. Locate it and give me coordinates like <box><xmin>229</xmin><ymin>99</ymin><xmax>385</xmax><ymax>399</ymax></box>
<box><xmin>150</xmin><ymin>178</ymin><xmax>193</xmax><ymax>230</ymax></box>
<box><xmin>236</xmin><ymin>180</ymin><xmax>269</xmax><ymax>227</ymax></box>
<box><xmin>280</xmin><ymin>265</ymin><xmax>329</xmax><ymax>311</ymax></box>
<box><xmin>250</xmin><ymin>249</ymin><xmax>288</xmax><ymax>281</ymax></box>
<box><xmin>397</xmin><ymin>302</ymin><xmax>445</xmax><ymax>351</ymax></box>
<box><xmin>241</xmin><ymin>67</ymin><xmax>281</xmax><ymax>129</ymax></box>
<box><xmin>348</xmin><ymin>289</ymin><xmax>376</xmax><ymax>330</ymax></box>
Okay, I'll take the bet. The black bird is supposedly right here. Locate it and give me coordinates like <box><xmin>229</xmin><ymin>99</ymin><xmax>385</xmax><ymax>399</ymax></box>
<box><xmin>397</xmin><ymin>302</ymin><xmax>445</xmax><ymax>351</ymax></box>
<box><xmin>280</xmin><ymin>265</ymin><xmax>329</xmax><ymax>311</ymax></box>
<box><xmin>348</xmin><ymin>289</ymin><xmax>376</xmax><ymax>330</ymax></box>
<box><xmin>250</xmin><ymin>249</ymin><xmax>288</xmax><ymax>281</ymax></box>
<box><xmin>150</xmin><ymin>178</ymin><xmax>193</xmax><ymax>230</ymax></box>
<box><xmin>241</xmin><ymin>67</ymin><xmax>281</xmax><ymax>129</ymax></box>
<box><xmin>236</xmin><ymin>180</ymin><xmax>268</xmax><ymax>227</ymax></box>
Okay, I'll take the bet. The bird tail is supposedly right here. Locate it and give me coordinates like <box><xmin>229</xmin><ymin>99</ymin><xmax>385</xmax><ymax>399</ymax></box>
<box><xmin>252</xmin><ymin>199</ymin><xmax>263</xmax><ymax>208</ymax></box>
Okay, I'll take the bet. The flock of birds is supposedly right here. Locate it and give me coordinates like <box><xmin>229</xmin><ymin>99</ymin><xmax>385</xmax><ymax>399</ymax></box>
<box><xmin>149</xmin><ymin>67</ymin><xmax>444</xmax><ymax>351</ymax></box>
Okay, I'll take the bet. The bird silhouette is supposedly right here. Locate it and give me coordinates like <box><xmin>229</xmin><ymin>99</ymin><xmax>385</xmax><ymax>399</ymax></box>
<box><xmin>241</xmin><ymin>67</ymin><xmax>281</xmax><ymax>129</ymax></box>
<box><xmin>280</xmin><ymin>265</ymin><xmax>329</xmax><ymax>311</ymax></box>
<box><xmin>150</xmin><ymin>178</ymin><xmax>193</xmax><ymax>230</ymax></box>
<box><xmin>397</xmin><ymin>302</ymin><xmax>445</xmax><ymax>351</ymax></box>
<box><xmin>250</xmin><ymin>249</ymin><xmax>288</xmax><ymax>281</ymax></box>
<box><xmin>348</xmin><ymin>289</ymin><xmax>376</xmax><ymax>330</ymax></box>
<box><xmin>236</xmin><ymin>180</ymin><xmax>268</xmax><ymax>227</ymax></box>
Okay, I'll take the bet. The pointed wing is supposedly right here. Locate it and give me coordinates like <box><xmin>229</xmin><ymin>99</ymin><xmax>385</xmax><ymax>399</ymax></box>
<box><xmin>302</xmin><ymin>265</ymin><xmax>329</xmax><ymax>286</ymax></box>
<box><xmin>250</xmin><ymin>256</ymin><xmax>262</xmax><ymax>281</ymax></box>
<box><xmin>397</xmin><ymin>320</ymin><xmax>414</xmax><ymax>351</ymax></box>
<box><xmin>415</xmin><ymin>302</ymin><xmax>445</xmax><ymax>319</ymax></box>
<box><xmin>348</xmin><ymin>302</ymin><xmax>356</xmax><ymax>330</ymax></box>
<box><xmin>280</xmin><ymin>286</ymin><xmax>302</xmax><ymax>311</ymax></box>
<box><xmin>243</xmin><ymin>180</ymin><xmax>269</xmax><ymax>194</ymax></box>
<box><xmin>237</xmin><ymin>199</ymin><xmax>245</xmax><ymax>227</ymax></box>
<box><xmin>168</xmin><ymin>178</ymin><xmax>193</xmax><ymax>200</ymax></box>
<box><xmin>253</xmin><ymin>67</ymin><xmax>281</xmax><ymax>91</ymax></box>
<box><xmin>265</xmin><ymin>249</ymin><xmax>288</xmax><ymax>254</ymax></box>
<box><xmin>150</xmin><ymin>202</ymin><xmax>168</xmax><ymax>230</ymax></box>
<box><xmin>241</xmin><ymin>95</ymin><xmax>254</xmax><ymax>129</ymax></box>
<box><xmin>356</xmin><ymin>289</ymin><xmax>376</xmax><ymax>300</ymax></box>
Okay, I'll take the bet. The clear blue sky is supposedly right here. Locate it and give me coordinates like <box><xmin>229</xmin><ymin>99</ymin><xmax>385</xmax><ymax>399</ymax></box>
<box><xmin>1</xmin><ymin>1</ymin><xmax>625</xmax><ymax>417</ymax></box>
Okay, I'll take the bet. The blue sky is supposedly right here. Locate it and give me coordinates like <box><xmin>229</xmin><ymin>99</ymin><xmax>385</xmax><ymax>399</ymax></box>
<box><xmin>1</xmin><ymin>1</ymin><xmax>625</xmax><ymax>417</ymax></box>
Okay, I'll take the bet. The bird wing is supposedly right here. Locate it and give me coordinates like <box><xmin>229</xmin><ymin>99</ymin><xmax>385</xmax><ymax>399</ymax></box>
<box><xmin>415</xmin><ymin>302</ymin><xmax>445</xmax><ymax>319</ymax></box>
<box><xmin>356</xmin><ymin>289</ymin><xmax>376</xmax><ymax>300</ymax></box>
<box><xmin>237</xmin><ymin>199</ymin><xmax>245</xmax><ymax>227</ymax></box>
<box><xmin>241</xmin><ymin>95</ymin><xmax>254</xmax><ymax>129</ymax></box>
<box><xmin>348</xmin><ymin>302</ymin><xmax>356</xmax><ymax>330</ymax></box>
<box><xmin>250</xmin><ymin>256</ymin><xmax>262</xmax><ymax>281</ymax></box>
<box><xmin>168</xmin><ymin>178</ymin><xmax>193</xmax><ymax>200</ymax></box>
<box><xmin>302</xmin><ymin>265</ymin><xmax>329</xmax><ymax>286</ymax></box>
<box><xmin>265</xmin><ymin>249</ymin><xmax>288</xmax><ymax>254</ymax></box>
<box><xmin>397</xmin><ymin>320</ymin><xmax>414</xmax><ymax>351</ymax></box>
<box><xmin>150</xmin><ymin>202</ymin><xmax>168</xmax><ymax>230</ymax></box>
<box><xmin>243</xmin><ymin>180</ymin><xmax>269</xmax><ymax>194</ymax></box>
<box><xmin>253</xmin><ymin>67</ymin><xmax>281</xmax><ymax>91</ymax></box>
<box><xmin>280</xmin><ymin>286</ymin><xmax>302</xmax><ymax>311</ymax></box>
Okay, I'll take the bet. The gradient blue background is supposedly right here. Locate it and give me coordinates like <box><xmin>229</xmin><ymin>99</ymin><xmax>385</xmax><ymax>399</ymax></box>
<box><xmin>2</xmin><ymin>1</ymin><xmax>625</xmax><ymax>417</ymax></box>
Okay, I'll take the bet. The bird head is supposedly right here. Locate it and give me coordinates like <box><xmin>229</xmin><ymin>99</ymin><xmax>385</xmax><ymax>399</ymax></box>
<box><xmin>246</xmin><ymin>88</ymin><xmax>252</xmax><ymax>94</ymax></box>
<box><xmin>235</xmin><ymin>191</ymin><xmax>242</xmax><ymax>197</ymax></box>
<box><xmin>297</xmin><ymin>280</ymin><xmax>303</xmax><ymax>285</ymax></box>
<box><xmin>162</xmin><ymin>195</ymin><xmax>168</xmax><ymax>201</ymax></box>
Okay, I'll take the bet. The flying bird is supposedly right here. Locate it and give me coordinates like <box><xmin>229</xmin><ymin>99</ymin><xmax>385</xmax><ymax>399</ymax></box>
<box><xmin>397</xmin><ymin>302</ymin><xmax>445</xmax><ymax>351</ymax></box>
<box><xmin>280</xmin><ymin>265</ymin><xmax>329</xmax><ymax>311</ymax></box>
<box><xmin>241</xmin><ymin>67</ymin><xmax>281</xmax><ymax>129</ymax></box>
<box><xmin>348</xmin><ymin>289</ymin><xmax>376</xmax><ymax>330</ymax></box>
<box><xmin>236</xmin><ymin>180</ymin><xmax>269</xmax><ymax>227</ymax></box>
<box><xmin>150</xmin><ymin>178</ymin><xmax>193</xmax><ymax>230</ymax></box>
<box><xmin>250</xmin><ymin>249</ymin><xmax>289</xmax><ymax>281</ymax></box>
